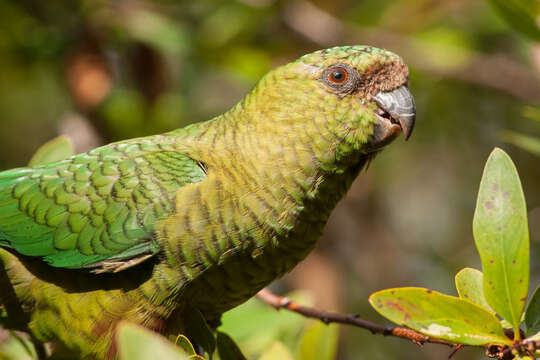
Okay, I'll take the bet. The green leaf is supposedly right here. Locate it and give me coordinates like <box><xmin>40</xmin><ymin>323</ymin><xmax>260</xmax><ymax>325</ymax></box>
<box><xmin>175</xmin><ymin>335</ymin><xmax>197</xmax><ymax>356</ymax></box>
<box><xmin>219</xmin><ymin>291</ymin><xmax>311</xmax><ymax>357</ymax></box>
<box><xmin>473</xmin><ymin>148</ymin><xmax>529</xmax><ymax>336</ymax></box>
<box><xmin>525</xmin><ymin>285</ymin><xmax>540</xmax><ymax>336</ymax></box>
<box><xmin>297</xmin><ymin>322</ymin><xmax>338</xmax><ymax>360</ymax></box>
<box><xmin>522</xmin><ymin>106</ymin><xmax>540</xmax><ymax>123</ymax></box>
<box><xmin>500</xmin><ymin>130</ymin><xmax>540</xmax><ymax>157</ymax></box>
<box><xmin>28</xmin><ymin>135</ymin><xmax>74</xmax><ymax>166</ymax></box>
<box><xmin>116</xmin><ymin>322</ymin><xmax>189</xmax><ymax>360</ymax></box>
<box><xmin>369</xmin><ymin>287</ymin><xmax>511</xmax><ymax>345</ymax></box>
<box><xmin>455</xmin><ymin>268</ymin><xmax>493</xmax><ymax>313</ymax></box>
<box><xmin>0</xmin><ymin>332</ymin><xmax>36</xmax><ymax>360</ymax></box>
<box><xmin>500</xmin><ymin>319</ymin><xmax>513</xmax><ymax>329</ymax></box>
<box><xmin>488</xmin><ymin>0</ymin><xmax>540</xmax><ymax>41</ymax></box>
<box><xmin>183</xmin><ymin>305</ymin><xmax>216</xmax><ymax>358</ymax></box>
<box><xmin>258</xmin><ymin>342</ymin><xmax>293</xmax><ymax>360</ymax></box>
<box><xmin>216</xmin><ymin>332</ymin><xmax>247</xmax><ymax>360</ymax></box>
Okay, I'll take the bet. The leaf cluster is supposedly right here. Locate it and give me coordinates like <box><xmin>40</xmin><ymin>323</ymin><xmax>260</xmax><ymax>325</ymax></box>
<box><xmin>369</xmin><ymin>149</ymin><xmax>539</xmax><ymax>359</ymax></box>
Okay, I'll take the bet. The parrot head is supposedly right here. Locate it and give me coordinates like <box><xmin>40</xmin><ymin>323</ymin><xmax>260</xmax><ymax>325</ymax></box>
<box><xmin>245</xmin><ymin>45</ymin><xmax>415</xmax><ymax>161</ymax></box>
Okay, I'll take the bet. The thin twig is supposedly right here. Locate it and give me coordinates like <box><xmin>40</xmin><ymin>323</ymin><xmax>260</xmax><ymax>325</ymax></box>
<box><xmin>448</xmin><ymin>344</ymin><xmax>463</xmax><ymax>359</ymax></box>
<box><xmin>256</xmin><ymin>288</ymin><xmax>453</xmax><ymax>347</ymax></box>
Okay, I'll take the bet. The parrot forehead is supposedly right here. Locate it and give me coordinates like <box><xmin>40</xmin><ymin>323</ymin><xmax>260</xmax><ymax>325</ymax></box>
<box><xmin>298</xmin><ymin>45</ymin><xmax>402</xmax><ymax>68</ymax></box>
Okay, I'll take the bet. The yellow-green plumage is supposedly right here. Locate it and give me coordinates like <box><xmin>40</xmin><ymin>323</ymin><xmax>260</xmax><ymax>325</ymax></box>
<box><xmin>0</xmin><ymin>46</ymin><xmax>414</xmax><ymax>359</ymax></box>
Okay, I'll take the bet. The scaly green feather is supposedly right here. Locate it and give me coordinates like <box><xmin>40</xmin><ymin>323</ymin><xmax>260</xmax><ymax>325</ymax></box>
<box><xmin>0</xmin><ymin>139</ymin><xmax>206</xmax><ymax>271</ymax></box>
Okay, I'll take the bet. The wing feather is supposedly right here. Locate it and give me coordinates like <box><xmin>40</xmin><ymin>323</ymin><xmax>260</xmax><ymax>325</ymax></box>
<box><xmin>0</xmin><ymin>137</ymin><xmax>206</xmax><ymax>272</ymax></box>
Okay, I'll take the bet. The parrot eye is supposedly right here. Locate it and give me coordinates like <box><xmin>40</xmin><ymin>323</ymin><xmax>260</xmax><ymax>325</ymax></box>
<box><xmin>322</xmin><ymin>64</ymin><xmax>357</xmax><ymax>94</ymax></box>
<box><xmin>328</xmin><ymin>67</ymin><xmax>348</xmax><ymax>84</ymax></box>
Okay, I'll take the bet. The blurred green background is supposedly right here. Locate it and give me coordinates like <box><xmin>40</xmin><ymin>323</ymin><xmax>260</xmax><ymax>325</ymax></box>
<box><xmin>0</xmin><ymin>0</ymin><xmax>539</xmax><ymax>359</ymax></box>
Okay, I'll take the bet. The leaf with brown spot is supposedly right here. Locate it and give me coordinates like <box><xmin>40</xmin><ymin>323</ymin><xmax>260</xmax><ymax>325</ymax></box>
<box><xmin>369</xmin><ymin>287</ymin><xmax>511</xmax><ymax>346</ymax></box>
<box><xmin>473</xmin><ymin>148</ymin><xmax>529</xmax><ymax>336</ymax></box>
<box><xmin>455</xmin><ymin>268</ymin><xmax>494</xmax><ymax>313</ymax></box>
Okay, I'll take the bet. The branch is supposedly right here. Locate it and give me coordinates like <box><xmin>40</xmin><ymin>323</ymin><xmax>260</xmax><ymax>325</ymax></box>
<box><xmin>256</xmin><ymin>288</ymin><xmax>454</xmax><ymax>347</ymax></box>
<box><xmin>256</xmin><ymin>289</ymin><xmax>540</xmax><ymax>359</ymax></box>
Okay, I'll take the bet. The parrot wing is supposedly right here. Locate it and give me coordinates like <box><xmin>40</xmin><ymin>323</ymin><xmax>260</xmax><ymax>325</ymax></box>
<box><xmin>0</xmin><ymin>139</ymin><xmax>206</xmax><ymax>273</ymax></box>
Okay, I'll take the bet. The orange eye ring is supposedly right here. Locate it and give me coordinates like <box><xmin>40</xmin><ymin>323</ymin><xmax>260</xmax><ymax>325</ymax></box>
<box><xmin>328</xmin><ymin>67</ymin><xmax>348</xmax><ymax>84</ymax></box>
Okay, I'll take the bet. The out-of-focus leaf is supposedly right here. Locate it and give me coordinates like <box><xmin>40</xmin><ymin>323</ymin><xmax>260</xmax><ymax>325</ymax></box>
<box><xmin>500</xmin><ymin>130</ymin><xmax>540</xmax><ymax>157</ymax></box>
<box><xmin>123</xmin><ymin>9</ymin><xmax>188</xmax><ymax>54</ymax></box>
<box><xmin>297</xmin><ymin>322</ymin><xmax>338</xmax><ymax>360</ymax></box>
<box><xmin>455</xmin><ymin>268</ymin><xmax>493</xmax><ymax>313</ymax></box>
<box><xmin>413</xmin><ymin>27</ymin><xmax>473</xmax><ymax>69</ymax></box>
<box><xmin>216</xmin><ymin>332</ymin><xmax>247</xmax><ymax>360</ymax></box>
<box><xmin>473</xmin><ymin>148</ymin><xmax>529</xmax><ymax>335</ymax></box>
<box><xmin>116</xmin><ymin>322</ymin><xmax>189</xmax><ymax>360</ymax></box>
<box><xmin>488</xmin><ymin>0</ymin><xmax>540</xmax><ymax>41</ymax></box>
<box><xmin>369</xmin><ymin>288</ymin><xmax>511</xmax><ymax>345</ymax></box>
<box><xmin>198</xmin><ymin>4</ymin><xmax>255</xmax><ymax>47</ymax></box>
<box><xmin>183</xmin><ymin>305</ymin><xmax>216</xmax><ymax>358</ymax></box>
<box><xmin>0</xmin><ymin>332</ymin><xmax>36</xmax><ymax>360</ymax></box>
<box><xmin>258</xmin><ymin>342</ymin><xmax>293</xmax><ymax>360</ymax></box>
<box><xmin>175</xmin><ymin>335</ymin><xmax>197</xmax><ymax>356</ymax></box>
<box><xmin>219</xmin><ymin>291</ymin><xmax>312</xmax><ymax>357</ymax></box>
<box><xmin>525</xmin><ymin>285</ymin><xmax>540</xmax><ymax>336</ymax></box>
<box><xmin>522</xmin><ymin>106</ymin><xmax>540</xmax><ymax>122</ymax></box>
<box><xmin>28</xmin><ymin>135</ymin><xmax>74</xmax><ymax>166</ymax></box>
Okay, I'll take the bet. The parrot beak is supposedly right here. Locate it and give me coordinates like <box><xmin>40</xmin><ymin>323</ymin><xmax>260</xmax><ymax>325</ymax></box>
<box><xmin>372</xmin><ymin>85</ymin><xmax>416</xmax><ymax>141</ymax></box>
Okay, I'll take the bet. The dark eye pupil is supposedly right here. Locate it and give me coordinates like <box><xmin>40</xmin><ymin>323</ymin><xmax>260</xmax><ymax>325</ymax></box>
<box><xmin>332</xmin><ymin>70</ymin><xmax>344</xmax><ymax>81</ymax></box>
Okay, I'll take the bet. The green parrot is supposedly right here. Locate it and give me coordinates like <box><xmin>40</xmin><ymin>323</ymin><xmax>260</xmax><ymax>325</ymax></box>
<box><xmin>0</xmin><ymin>45</ymin><xmax>415</xmax><ymax>359</ymax></box>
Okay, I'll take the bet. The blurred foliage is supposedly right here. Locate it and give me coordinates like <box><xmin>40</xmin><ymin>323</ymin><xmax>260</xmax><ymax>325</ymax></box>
<box><xmin>116</xmin><ymin>322</ymin><xmax>190</xmax><ymax>360</ymax></box>
<box><xmin>27</xmin><ymin>135</ymin><xmax>74</xmax><ymax>166</ymax></box>
<box><xmin>220</xmin><ymin>291</ymin><xmax>338</xmax><ymax>360</ymax></box>
<box><xmin>114</xmin><ymin>292</ymin><xmax>338</xmax><ymax>360</ymax></box>
<box><xmin>0</xmin><ymin>332</ymin><xmax>36</xmax><ymax>360</ymax></box>
<box><xmin>488</xmin><ymin>0</ymin><xmax>540</xmax><ymax>41</ymax></box>
<box><xmin>0</xmin><ymin>0</ymin><xmax>539</xmax><ymax>359</ymax></box>
<box><xmin>526</xmin><ymin>286</ymin><xmax>540</xmax><ymax>337</ymax></box>
<box><xmin>117</xmin><ymin>292</ymin><xmax>338</xmax><ymax>360</ymax></box>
